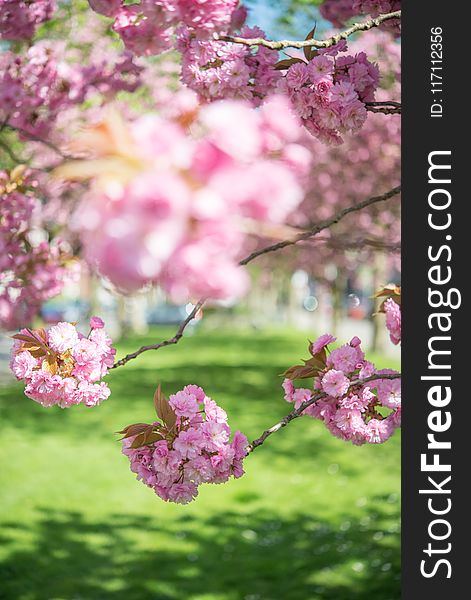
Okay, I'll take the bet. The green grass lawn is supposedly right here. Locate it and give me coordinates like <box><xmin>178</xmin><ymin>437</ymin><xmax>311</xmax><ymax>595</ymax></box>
<box><xmin>0</xmin><ymin>327</ymin><xmax>400</xmax><ymax>600</ymax></box>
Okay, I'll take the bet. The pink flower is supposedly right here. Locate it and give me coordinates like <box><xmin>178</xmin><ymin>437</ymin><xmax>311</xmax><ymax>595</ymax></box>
<box><xmin>340</xmin><ymin>99</ymin><xmax>367</xmax><ymax>132</ymax></box>
<box><xmin>292</xmin><ymin>387</ymin><xmax>311</xmax><ymax>409</ymax></box>
<box><xmin>169</xmin><ymin>390</ymin><xmax>200</xmax><ymax>418</ymax></box>
<box><xmin>331</xmin><ymin>81</ymin><xmax>358</xmax><ymax>105</ymax></box>
<box><xmin>384</xmin><ymin>298</ymin><xmax>401</xmax><ymax>345</ymax></box>
<box><xmin>202</xmin><ymin>420</ymin><xmax>230</xmax><ymax>451</ymax></box>
<box><xmin>286</xmin><ymin>62</ymin><xmax>309</xmax><ymax>90</ymax></box>
<box><xmin>167</xmin><ymin>482</ymin><xmax>199</xmax><ymax>505</ymax></box>
<box><xmin>374</xmin><ymin>371</ymin><xmax>401</xmax><ymax>408</ymax></box>
<box><xmin>89</xmin><ymin>316</ymin><xmax>105</xmax><ymax>329</ymax></box>
<box><xmin>122</xmin><ymin>384</ymin><xmax>247</xmax><ymax>503</ymax></box>
<box><xmin>339</xmin><ymin>392</ymin><xmax>370</xmax><ymax>412</ymax></box>
<box><xmin>232</xmin><ymin>431</ymin><xmax>248</xmax><ymax>460</ymax></box>
<box><xmin>282</xmin><ymin>378</ymin><xmax>295</xmax><ymax>402</ymax></box>
<box><xmin>321</xmin><ymin>369</ymin><xmax>350</xmax><ymax>398</ymax></box>
<box><xmin>364</xmin><ymin>418</ymin><xmax>394</xmax><ymax>444</ymax></box>
<box><xmin>359</xmin><ymin>360</ymin><xmax>376</xmax><ymax>379</ymax></box>
<box><xmin>308</xmin><ymin>55</ymin><xmax>334</xmax><ymax>84</ymax></box>
<box><xmin>185</xmin><ymin>456</ymin><xmax>215</xmax><ymax>484</ymax></box>
<box><xmin>349</xmin><ymin>336</ymin><xmax>362</xmax><ymax>348</ymax></box>
<box><xmin>310</xmin><ymin>333</ymin><xmax>336</xmax><ymax>355</ymax></box>
<box><xmin>327</xmin><ymin>344</ymin><xmax>364</xmax><ymax>373</ymax></box>
<box><xmin>334</xmin><ymin>408</ymin><xmax>365</xmax><ymax>435</ymax></box>
<box><xmin>72</xmin><ymin>338</ymin><xmax>100</xmax><ymax>365</ymax></box>
<box><xmin>75</xmin><ymin>380</ymin><xmax>111</xmax><ymax>407</ymax></box>
<box><xmin>184</xmin><ymin>384</ymin><xmax>206</xmax><ymax>402</ymax></box>
<box><xmin>11</xmin><ymin>320</ymin><xmax>114</xmax><ymax>408</ymax></box>
<box><xmin>25</xmin><ymin>371</ymin><xmax>62</xmax><ymax>407</ymax></box>
<box><xmin>283</xmin><ymin>334</ymin><xmax>401</xmax><ymax>447</ymax></box>
<box><xmin>11</xmin><ymin>350</ymin><xmax>37</xmax><ymax>380</ymax></box>
<box><xmin>204</xmin><ymin>396</ymin><xmax>228</xmax><ymax>423</ymax></box>
<box><xmin>174</xmin><ymin>428</ymin><xmax>205</xmax><ymax>459</ymax></box>
<box><xmin>47</xmin><ymin>322</ymin><xmax>79</xmax><ymax>353</ymax></box>
<box><xmin>153</xmin><ymin>440</ymin><xmax>169</xmax><ymax>459</ymax></box>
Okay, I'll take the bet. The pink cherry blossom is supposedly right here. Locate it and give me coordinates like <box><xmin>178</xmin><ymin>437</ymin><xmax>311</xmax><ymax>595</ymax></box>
<box><xmin>122</xmin><ymin>384</ymin><xmax>247</xmax><ymax>503</ymax></box>
<box><xmin>90</xmin><ymin>316</ymin><xmax>105</xmax><ymax>329</ymax></box>
<box><xmin>310</xmin><ymin>333</ymin><xmax>337</xmax><ymax>355</ymax></box>
<box><xmin>283</xmin><ymin>335</ymin><xmax>401</xmax><ymax>446</ymax></box>
<box><xmin>384</xmin><ymin>298</ymin><xmax>401</xmax><ymax>345</ymax></box>
<box><xmin>48</xmin><ymin>322</ymin><xmax>79</xmax><ymax>353</ymax></box>
<box><xmin>10</xmin><ymin>351</ymin><xmax>37</xmax><ymax>380</ymax></box>
<box><xmin>169</xmin><ymin>390</ymin><xmax>200</xmax><ymax>419</ymax></box>
<box><xmin>321</xmin><ymin>369</ymin><xmax>350</xmax><ymax>397</ymax></box>
<box><xmin>11</xmin><ymin>320</ymin><xmax>115</xmax><ymax>408</ymax></box>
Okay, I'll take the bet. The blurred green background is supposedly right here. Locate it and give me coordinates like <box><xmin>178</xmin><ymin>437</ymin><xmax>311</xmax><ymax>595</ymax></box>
<box><xmin>0</xmin><ymin>327</ymin><xmax>400</xmax><ymax>600</ymax></box>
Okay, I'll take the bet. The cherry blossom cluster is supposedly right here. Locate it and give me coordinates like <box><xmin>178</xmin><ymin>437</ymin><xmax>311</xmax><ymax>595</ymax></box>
<box><xmin>58</xmin><ymin>95</ymin><xmax>309</xmax><ymax>301</ymax></box>
<box><xmin>0</xmin><ymin>168</ymin><xmax>72</xmax><ymax>331</ymax></box>
<box><xmin>266</xmin><ymin>31</ymin><xmax>400</xmax><ymax>282</ymax></box>
<box><xmin>0</xmin><ymin>41</ymin><xmax>143</xmax><ymax>139</ymax></box>
<box><xmin>320</xmin><ymin>0</ymin><xmax>401</xmax><ymax>35</ymax></box>
<box><xmin>283</xmin><ymin>334</ymin><xmax>401</xmax><ymax>445</ymax></box>
<box><xmin>10</xmin><ymin>318</ymin><xmax>116</xmax><ymax>408</ymax></box>
<box><xmin>88</xmin><ymin>0</ymin><xmax>242</xmax><ymax>56</ymax></box>
<box><xmin>121</xmin><ymin>384</ymin><xmax>248</xmax><ymax>504</ymax></box>
<box><xmin>0</xmin><ymin>0</ymin><xmax>56</xmax><ymax>41</ymax></box>
<box><xmin>278</xmin><ymin>43</ymin><xmax>380</xmax><ymax>144</ymax></box>
<box><xmin>178</xmin><ymin>24</ymin><xmax>281</xmax><ymax>106</ymax></box>
<box><xmin>179</xmin><ymin>30</ymin><xmax>379</xmax><ymax>143</ymax></box>
<box><xmin>376</xmin><ymin>284</ymin><xmax>401</xmax><ymax>345</ymax></box>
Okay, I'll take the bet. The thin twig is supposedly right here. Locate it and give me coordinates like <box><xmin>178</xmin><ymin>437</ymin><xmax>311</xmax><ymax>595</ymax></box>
<box><xmin>110</xmin><ymin>300</ymin><xmax>205</xmax><ymax>369</ymax></box>
<box><xmin>247</xmin><ymin>373</ymin><xmax>401</xmax><ymax>453</ymax></box>
<box><xmin>239</xmin><ymin>185</ymin><xmax>401</xmax><ymax>265</ymax></box>
<box><xmin>366</xmin><ymin>106</ymin><xmax>401</xmax><ymax>115</ymax></box>
<box><xmin>366</xmin><ymin>101</ymin><xmax>401</xmax><ymax>108</ymax></box>
<box><xmin>306</xmin><ymin>235</ymin><xmax>401</xmax><ymax>253</ymax></box>
<box><xmin>216</xmin><ymin>11</ymin><xmax>401</xmax><ymax>50</ymax></box>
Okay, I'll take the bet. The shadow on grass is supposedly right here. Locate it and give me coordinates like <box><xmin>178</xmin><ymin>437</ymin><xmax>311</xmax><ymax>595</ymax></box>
<box><xmin>0</xmin><ymin>500</ymin><xmax>400</xmax><ymax>600</ymax></box>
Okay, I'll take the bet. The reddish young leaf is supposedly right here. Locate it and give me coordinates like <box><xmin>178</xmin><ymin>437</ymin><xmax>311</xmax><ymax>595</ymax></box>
<box><xmin>274</xmin><ymin>57</ymin><xmax>306</xmax><ymax>71</ymax></box>
<box><xmin>304</xmin><ymin>23</ymin><xmax>318</xmax><ymax>62</ymax></box>
<box><xmin>117</xmin><ymin>423</ymin><xmax>152</xmax><ymax>439</ymax></box>
<box><xmin>154</xmin><ymin>384</ymin><xmax>177</xmax><ymax>430</ymax></box>
<box><xmin>283</xmin><ymin>364</ymin><xmax>318</xmax><ymax>380</ymax></box>
<box><xmin>129</xmin><ymin>428</ymin><xmax>164</xmax><ymax>449</ymax></box>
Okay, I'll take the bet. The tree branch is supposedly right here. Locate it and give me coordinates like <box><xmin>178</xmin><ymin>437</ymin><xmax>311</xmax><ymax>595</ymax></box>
<box><xmin>365</xmin><ymin>101</ymin><xmax>401</xmax><ymax>115</ymax></box>
<box><xmin>247</xmin><ymin>373</ymin><xmax>401</xmax><ymax>453</ymax></box>
<box><xmin>239</xmin><ymin>185</ymin><xmax>401</xmax><ymax>265</ymax></box>
<box><xmin>306</xmin><ymin>235</ymin><xmax>401</xmax><ymax>253</ymax></box>
<box><xmin>111</xmin><ymin>185</ymin><xmax>400</xmax><ymax>369</ymax></box>
<box><xmin>216</xmin><ymin>11</ymin><xmax>401</xmax><ymax>51</ymax></box>
<box><xmin>110</xmin><ymin>300</ymin><xmax>205</xmax><ymax>369</ymax></box>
